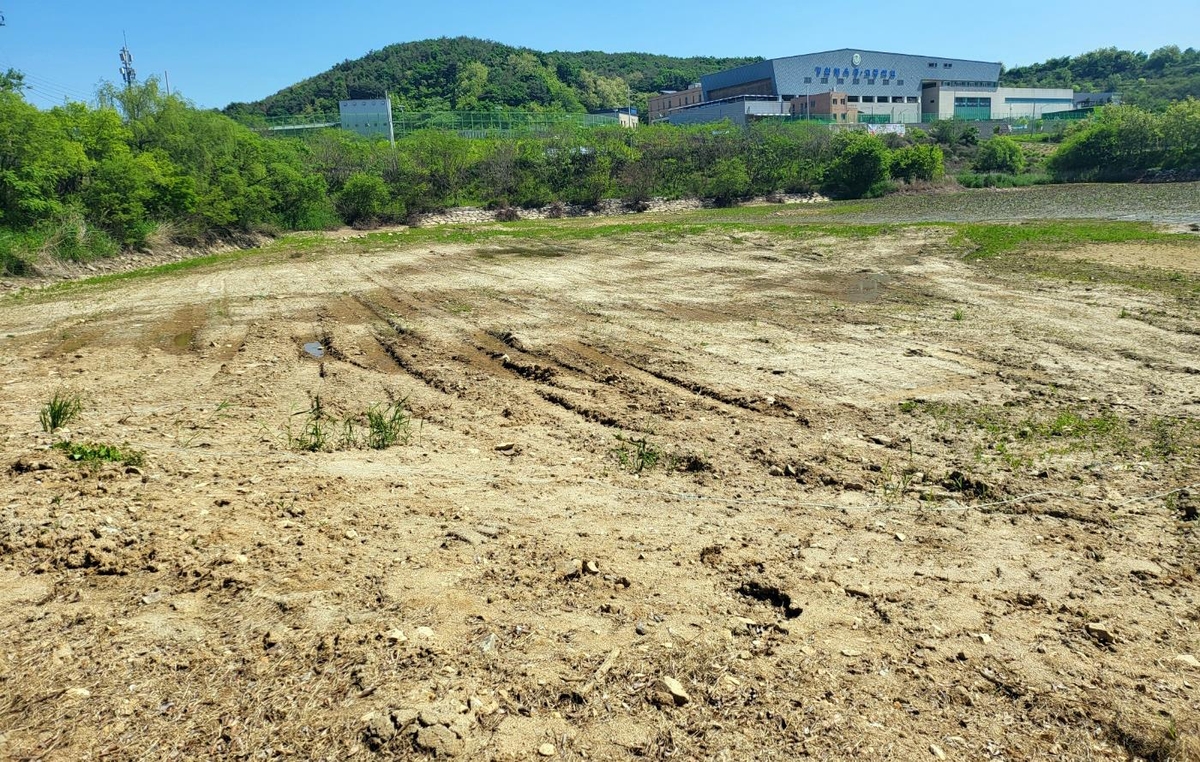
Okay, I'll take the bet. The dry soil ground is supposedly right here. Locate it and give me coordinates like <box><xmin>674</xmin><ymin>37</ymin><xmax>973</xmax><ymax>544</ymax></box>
<box><xmin>1</xmin><ymin>194</ymin><xmax>1199</xmax><ymax>761</ymax></box>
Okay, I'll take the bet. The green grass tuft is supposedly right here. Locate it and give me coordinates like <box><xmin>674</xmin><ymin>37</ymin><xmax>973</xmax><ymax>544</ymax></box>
<box><xmin>39</xmin><ymin>389</ymin><xmax>84</xmax><ymax>433</ymax></box>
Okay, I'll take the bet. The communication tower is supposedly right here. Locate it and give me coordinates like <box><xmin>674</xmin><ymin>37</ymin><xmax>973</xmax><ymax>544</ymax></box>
<box><xmin>119</xmin><ymin>34</ymin><xmax>136</xmax><ymax>87</ymax></box>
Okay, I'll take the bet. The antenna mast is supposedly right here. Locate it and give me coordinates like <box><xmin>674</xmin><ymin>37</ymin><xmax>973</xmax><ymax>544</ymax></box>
<box><xmin>119</xmin><ymin>33</ymin><xmax>137</xmax><ymax>88</ymax></box>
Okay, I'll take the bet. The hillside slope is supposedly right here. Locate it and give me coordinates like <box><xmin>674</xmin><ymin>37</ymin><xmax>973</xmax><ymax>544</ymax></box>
<box><xmin>1001</xmin><ymin>45</ymin><xmax>1199</xmax><ymax>108</ymax></box>
<box><xmin>224</xmin><ymin>36</ymin><xmax>761</xmax><ymax>118</ymax></box>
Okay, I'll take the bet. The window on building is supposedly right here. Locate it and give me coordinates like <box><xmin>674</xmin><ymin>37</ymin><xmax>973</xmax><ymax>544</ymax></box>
<box><xmin>837</xmin><ymin>78</ymin><xmax>845</xmax><ymax>85</ymax></box>
<box><xmin>928</xmin><ymin>62</ymin><xmax>937</xmax><ymax>68</ymax></box>
<box><xmin>862</xmin><ymin>95</ymin><xmax>875</xmax><ymax>103</ymax></box>
<box><xmin>867</xmin><ymin>79</ymin><xmax>876</xmax><ymax>85</ymax></box>
<box><xmin>852</xmin><ymin>78</ymin><xmax>860</xmax><ymax>85</ymax></box>
<box><xmin>897</xmin><ymin>79</ymin><xmax>905</xmax><ymax>85</ymax></box>
<box><xmin>847</xmin><ymin>95</ymin><xmax>860</xmax><ymax>102</ymax></box>
<box><xmin>943</xmin><ymin>63</ymin><xmax>953</xmax><ymax>68</ymax></box>
<box><xmin>804</xmin><ymin>77</ymin><xmax>812</xmax><ymax>84</ymax></box>
<box><xmin>892</xmin><ymin>96</ymin><xmax>904</xmax><ymax>103</ymax></box>
<box><xmin>907</xmin><ymin>96</ymin><xmax>919</xmax><ymax>103</ymax></box>
<box><xmin>820</xmin><ymin>77</ymin><xmax>828</xmax><ymax>84</ymax></box>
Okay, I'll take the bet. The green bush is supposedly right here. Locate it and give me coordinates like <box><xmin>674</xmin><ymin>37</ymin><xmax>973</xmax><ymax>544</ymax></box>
<box><xmin>707</xmin><ymin>157</ymin><xmax>750</xmax><ymax>206</ymax></box>
<box><xmin>336</xmin><ymin>173</ymin><xmax>390</xmax><ymax>225</ymax></box>
<box><xmin>1046</xmin><ymin>105</ymin><xmax>1168</xmax><ymax>181</ymax></box>
<box><xmin>823</xmin><ymin>132</ymin><xmax>890</xmax><ymax>199</ymax></box>
<box><xmin>890</xmin><ymin>144</ymin><xmax>945</xmax><ymax>182</ymax></box>
<box><xmin>974</xmin><ymin>136</ymin><xmax>1026</xmax><ymax>174</ymax></box>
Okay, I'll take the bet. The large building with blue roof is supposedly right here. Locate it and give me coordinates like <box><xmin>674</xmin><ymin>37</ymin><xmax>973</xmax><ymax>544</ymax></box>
<box><xmin>661</xmin><ymin>48</ymin><xmax>1080</xmax><ymax>126</ymax></box>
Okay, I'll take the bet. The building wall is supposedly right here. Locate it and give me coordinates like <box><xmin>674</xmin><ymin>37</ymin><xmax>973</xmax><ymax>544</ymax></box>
<box><xmin>647</xmin><ymin>85</ymin><xmax>704</xmax><ymax>122</ymax></box>
<box><xmin>921</xmin><ymin>85</ymin><xmax>1075</xmax><ymax>120</ymax></box>
<box><xmin>703</xmin><ymin>49</ymin><xmax>1002</xmax><ymax>106</ymax></box>
<box><xmin>667</xmin><ymin>98</ymin><xmax>789</xmax><ymax>127</ymax></box>
<box><xmin>789</xmin><ymin>92</ymin><xmax>858</xmax><ymax>123</ymax></box>
<box><xmin>339</xmin><ymin>98</ymin><xmax>395</xmax><ymax>140</ymax></box>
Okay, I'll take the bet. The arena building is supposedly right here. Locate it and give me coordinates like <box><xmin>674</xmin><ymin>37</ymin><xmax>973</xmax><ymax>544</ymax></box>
<box><xmin>662</xmin><ymin>49</ymin><xmax>1083</xmax><ymax>126</ymax></box>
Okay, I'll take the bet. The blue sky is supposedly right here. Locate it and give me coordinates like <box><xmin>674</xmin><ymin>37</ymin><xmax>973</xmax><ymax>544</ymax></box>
<box><xmin>2</xmin><ymin>0</ymin><xmax>1196</xmax><ymax>109</ymax></box>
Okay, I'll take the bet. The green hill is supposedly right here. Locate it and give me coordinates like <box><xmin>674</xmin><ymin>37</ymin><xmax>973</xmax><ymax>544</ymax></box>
<box><xmin>224</xmin><ymin>37</ymin><xmax>761</xmax><ymax>118</ymax></box>
<box><xmin>1000</xmin><ymin>46</ymin><xmax>1200</xmax><ymax>108</ymax></box>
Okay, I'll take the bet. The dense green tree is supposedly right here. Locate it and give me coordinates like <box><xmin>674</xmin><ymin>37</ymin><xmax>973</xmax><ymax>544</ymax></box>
<box><xmin>890</xmin><ymin>144</ymin><xmax>945</xmax><ymax>182</ymax></box>
<box><xmin>974</xmin><ymin>137</ymin><xmax>1026</xmax><ymax>174</ymax></box>
<box><xmin>336</xmin><ymin>172</ymin><xmax>389</xmax><ymax>224</ymax></box>
<box><xmin>823</xmin><ymin>132</ymin><xmax>890</xmax><ymax>199</ymax></box>
<box><xmin>707</xmin><ymin>158</ymin><xmax>751</xmax><ymax>205</ymax></box>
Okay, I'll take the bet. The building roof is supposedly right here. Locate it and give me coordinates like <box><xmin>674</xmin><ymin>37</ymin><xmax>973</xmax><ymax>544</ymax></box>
<box><xmin>702</xmin><ymin>49</ymin><xmax>1003</xmax><ymax>100</ymax></box>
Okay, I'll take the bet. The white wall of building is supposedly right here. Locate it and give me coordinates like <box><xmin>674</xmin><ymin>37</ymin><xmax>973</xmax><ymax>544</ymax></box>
<box><xmin>922</xmin><ymin>86</ymin><xmax>1075</xmax><ymax>120</ymax></box>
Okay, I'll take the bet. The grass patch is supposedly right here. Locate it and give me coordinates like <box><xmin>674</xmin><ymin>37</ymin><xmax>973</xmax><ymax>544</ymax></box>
<box><xmin>54</xmin><ymin>440</ymin><xmax>145</xmax><ymax>468</ymax></box>
<box><xmin>39</xmin><ymin>389</ymin><xmax>84</xmax><ymax>433</ymax></box>
<box><xmin>900</xmin><ymin>399</ymin><xmax>1137</xmax><ymax>469</ymax></box>
<box><xmin>951</xmin><ymin>221</ymin><xmax>1180</xmax><ymax>261</ymax></box>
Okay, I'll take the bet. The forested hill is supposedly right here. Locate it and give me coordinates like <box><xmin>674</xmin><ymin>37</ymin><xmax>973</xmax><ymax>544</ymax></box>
<box><xmin>224</xmin><ymin>37</ymin><xmax>761</xmax><ymax>118</ymax></box>
<box><xmin>1000</xmin><ymin>46</ymin><xmax>1200</xmax><ymax>108</ymax></box>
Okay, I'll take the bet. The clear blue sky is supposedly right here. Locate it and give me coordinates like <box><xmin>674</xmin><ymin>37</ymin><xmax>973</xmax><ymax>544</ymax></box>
<box><xmin>2</xmin><ymin>0</ymin><xmax>1196</xmax><ymax>110</ymax></box>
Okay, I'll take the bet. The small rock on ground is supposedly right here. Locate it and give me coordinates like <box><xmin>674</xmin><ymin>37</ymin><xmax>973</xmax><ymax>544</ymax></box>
<box><xmin>659</xmin><ymin>676</ymin><xmax>691</xmax><ymax>706</ymax></box>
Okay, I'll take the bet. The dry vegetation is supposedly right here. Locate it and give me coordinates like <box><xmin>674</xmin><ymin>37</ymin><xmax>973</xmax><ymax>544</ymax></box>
<box><xmin>1</xmin><ymin>193</ymin><xmax>1198</xmax><ymax>761</ymax></box>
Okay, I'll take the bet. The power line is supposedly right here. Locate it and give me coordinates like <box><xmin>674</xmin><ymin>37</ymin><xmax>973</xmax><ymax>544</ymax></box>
<box><xmin>21</xmin><ymin>72</ymin><xmax>92</xmax><ymax>98</ymax></box>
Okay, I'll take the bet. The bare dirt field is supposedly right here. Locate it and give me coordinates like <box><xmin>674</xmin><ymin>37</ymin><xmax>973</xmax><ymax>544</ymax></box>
<box><xmin>1</xmin><ymin>196</ymin><xmax>1199</xmax><ymax>761</ymax></box>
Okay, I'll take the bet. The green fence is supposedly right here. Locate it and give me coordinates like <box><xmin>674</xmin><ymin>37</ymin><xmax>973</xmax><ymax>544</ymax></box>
<box><xmin>391</xmin><ymin>110</ymin><xmax>620</xmax><ymax>137</ymax></box>
<box><xmin>258</xmin><ymin>109</ymin><xmax>623</xmax><ymax>138</ymax></box>
<box><xmin>1041</xmin><ymin>108</ymin><xmax>1093</xmax><ymax>121</ymax></box>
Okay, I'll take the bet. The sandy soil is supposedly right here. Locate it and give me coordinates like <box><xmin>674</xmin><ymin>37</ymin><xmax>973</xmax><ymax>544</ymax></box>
<box><xmin>0</xmin><ymin>224</ymin><xmax>1198</xmax><ymax>761</ymax></box>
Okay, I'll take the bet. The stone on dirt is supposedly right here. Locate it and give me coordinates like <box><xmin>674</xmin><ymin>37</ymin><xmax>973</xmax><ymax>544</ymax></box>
<box><xmin>1085</xmin><ymin>622</ymin><xmax>1116</xmax><ymax>644</ymax></box>
<box><xmin>416</xmin><ymin>724</ymin><xmax>462</xmax><ymax>756</ymax></box>
<box><xmin>556</xmin><ymin>558</ymin><xmax>583</xmax><ymax>579</ymax></box>
<box><xmin>538</xmin><ymin>742</ymin><xmax>556</xmax><ymax>757</ymax></box>
<box><xmin>659</xmin><ymin>676</ymin><xmax>691</xmax><ymax>706</ymax></box>
<box><xmin>1175</xmin><ymin>654</ymin><xmax>1200</xmax><ymax>668</ymax></box>
<box><xmin>929</xmin><ymin>743</ymin><xmax>947</xmax><ymax>759</ymax></box>
<box><xmin>448</xmin><ymin>527</ymin><xmax>487</xmax><ymax>546</ymax></box>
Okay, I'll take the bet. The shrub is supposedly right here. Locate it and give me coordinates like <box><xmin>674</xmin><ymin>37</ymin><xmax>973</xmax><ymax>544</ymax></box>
<box><xmin>707</xmin><ymin>157</ymin><xmax>750</xmax><ymax>206</ymax></box>
<box><xmin>974</xmin><ymin>136</ymin><xmax>1026</xmax><ymax>173</ymax></box>
<box><xmin>823</xmin><ymin>132</ymin><xmax>890</xmax><ymax>199</ymax></box>
<box><xmin>335</xmin><ymin>172</ymin><xmax>389</xmax><ymax>226</ymax></box>
<box><xmin>890</xmin><ymin>144</ymin><xmax>945</xmax><ymax>182</ymax></box>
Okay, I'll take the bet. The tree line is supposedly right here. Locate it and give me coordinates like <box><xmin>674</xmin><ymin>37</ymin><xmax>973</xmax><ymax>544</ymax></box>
<box><xmin>1001</xmin><ymin>46</ymin><xmax>1200</xmax><ymax>109</ymax></box>
<box><xmin>224</xmin><ymin>36</ymin><xmax>761</xmax><ymax>119</ymax></box>
<box><xmin>2</xmin><ymin>74</ymin><xmax>1197</xmax><ymax>278</ymax></box>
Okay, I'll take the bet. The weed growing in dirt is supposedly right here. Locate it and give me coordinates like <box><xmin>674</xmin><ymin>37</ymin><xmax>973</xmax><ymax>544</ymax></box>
<box><xmin>1145</xmin><ymin>416</ymin><xmax>1200</xmax><ymax>460</ymax></box>
<box><xmin>289</xmin><ymin>395</ymin><xmax>413</xmax><ymax>452</ymax></box>
<box><xmin>952</xmin><ymin>308</ymin><xmax>965</xmax><ymax>321</ymax></box>
<box><xmin>39</xmin><ymin>389</ymin><xmax>84</xmax><ymax>433</ymax></box>
<box><xmin>175</xmin><ymin>400</ymin><xmax>232</xmax><ymax>447</ymax></box>
<box><xmin>289</xmin><ymin>396</ymin><xmax>331</xmax><ymax>452</ymax></box>
<box><xmin>611</xmin><ymin>434</ymin><xmax>676</xmax><ymax>474</ymax></box>
<box><xmin>53</xmin><ymin>440</ymin><xmax>145</xmax><ymax>468</ymax></box>
<box><xmin>363</xmin><ymin>401</ymin><xmax>411</xmax><ymax>450</ymax></box>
